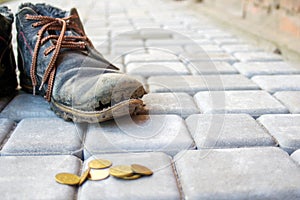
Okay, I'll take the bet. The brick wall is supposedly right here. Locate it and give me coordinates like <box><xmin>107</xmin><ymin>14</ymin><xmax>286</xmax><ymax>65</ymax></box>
<box><xmin>200</xmin><ymin>0</ymin><xmax>300</xmax><ymax>37</ymax></box>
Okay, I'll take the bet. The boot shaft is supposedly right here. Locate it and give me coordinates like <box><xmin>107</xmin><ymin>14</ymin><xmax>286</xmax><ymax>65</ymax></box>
<box><xmin>0</xmin><ymin>6</ymin><xmax>17</xmax><ymax>96</ymax></box>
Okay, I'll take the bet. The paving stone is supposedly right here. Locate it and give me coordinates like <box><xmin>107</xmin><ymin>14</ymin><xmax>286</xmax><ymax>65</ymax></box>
<box><xmin>214</xmin><ymin>37</ymin><xmax>245</xmax><ymax>45</ymax></box>
<box><xmin>126</xmin><ymin>61</ymin><xmax>190</xmax><ymax>77</ymax></box>
<box><xmin>222</xmin><ymin>44</ymin><xmax>263</xmax><ymax>53</ymax></box>
<box><xmin>124</xmin><ymin>51</ymin><xmax>180</xmax><ymax>64</ymax></box>
<box><xmin>142</xmin><ymin>93</ymin><xmax>199</xmax><ymax>118</ymax></box>
<box><xmin>274</xmin><ymin>91</ymin><xmax>300</xmax><ymax>113</ymax></box>
<box><xmin>205</xmin><ymin>32</ymin><xmax>235</xmax><ymax>39</ymax></box>
<box><xmin>0</xmin><ymin>118</ymin><xmax>15</xmax><ymax>148</ymax></box>
<box><xmin>148</xmin><ymin>75</ymin><xmax>259</xmax><ymax>94</ymax></box>
<box><xmin>1</xmin><ymin>118</ymin><xmax>85</xmax><ymax>158</ymax></box>
<box><xmin>180</xmin><ymin>52</ymin><xmax>238</xmax><ymax>64</ymax></box>
<box><xmin>111</xmin><ymin>40</ymin><xmax>144</xmax><ymax>47</ymax></box>
<box><xmin>0</xmin><ymin>95</ymin><xmax>14</xmax><ymax>112</ymax></box>
<box><xmin>175</xmin><ymin>147</ymin><xmax>300</xmax><ymax>200</ymax></box>
<box><xmin>291</xmin><ymin>150</ymin><xmax>300</xmax><ymax>165</ymax></box>
<box><xmin>111</xmin><ymin>46</ymin><xmax>146</xmax><ymax>56</ymax></box>
<box><xmin>233</xmin><ymin>62</ymin><xmax>300</xmax><ymax>77</ymax></box>
<box><xmin>234</xmin><ymin>52</ymin><xmax>283</xmax><ymax>62</ymax></box>
<box><xmin>185</xmin><ymin>44</ymin><xmax>224</xmax><ymax>53</ymax></box>
<box><xmin>186</xmin><ymin>114</ymin><xmax>276</xmax><ymax>149</ymax></box>
<box><xmin>252</xmin><ymin>75</ymin><xmax>300</xmax><ymax>94</ymax></box>
<box><xmin>198</xmin><ymin>29</ymin><xmax>233</xmax><ymax>38</ymax></box>
<box><xmin>145</xmin><ymin>39</ymin><xmax>194</xmax><ymax>46</ymax></box>
<box><xmin>79</xmin><ymin>152</ymin><xmax>180</xmax><ymax>200</ymax></box>
<box><xmin>0</xmin><ymin>94</ymin><xmax>57</xmax><ymax>122</ymax></box>
<box><xmin>145</xmin><ymin>45</ymin><xmax>185</xmax><ymax>54</ymax></box>
<box><xmin>194</xmin><ymin>91</ymin><xmax>288</xmax><ymax>117</ymax></box>
<box><xmin>188</xmin><ymin>61</ymin><xmax>238</xmax><ymax>75</ymax></box>
<box><xmin>84</xmin><ymin>115</ymin><xmax>195</xmax><ymax>159</ymax></box>
<box><xmin>139</xmin><ymin>29</ymin><xmax>172</xmax><ymax>39</ymax></box>
<box><xmin>257</xmin><ymin>114</ymin><xmax>300</xmax><ymax>154</ymax></box>
<box><xmin>193</xmin><ymin>39</ymin><xmax>214</xmax><ymax>45</ymax></box>
<box><xmin>0</xmin><ymin>155</ymin><xmax>81</xmax><ymax>200</ymax></box>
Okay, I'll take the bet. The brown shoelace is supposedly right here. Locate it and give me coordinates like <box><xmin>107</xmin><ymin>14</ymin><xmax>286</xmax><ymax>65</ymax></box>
<box><xmin>26</xmin><ymin>14</ymin><xmax>92</xmax><ymax>101</ymax></box>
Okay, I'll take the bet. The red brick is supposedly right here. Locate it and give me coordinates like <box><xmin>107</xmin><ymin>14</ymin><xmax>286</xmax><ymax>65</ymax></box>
<box><xmin>279</xmin><ymin>14</ymin><xmax>300</xmax><ymax>37</ymax></box>
<box><xmin>280</xmin><ymin>0</ymin><xmax>300</xmax><ymax>13</ymax></box>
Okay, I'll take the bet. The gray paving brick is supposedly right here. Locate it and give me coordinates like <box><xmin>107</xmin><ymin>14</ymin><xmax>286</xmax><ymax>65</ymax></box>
<box><xmin>1</xmin><ymin>118</ymin><xmax>84</xmax><ymax>158</ymax></box>
<box><xmin>186</xmin><ymin>114</ymin><xmax>276</xmax><ymax>149</ymax></box>
<box><xmin>291</xmin><ymin>150</ymin><xmax>300</xmax><ymax>165</ymax></box>
<box><xmin>126</xmin><ymin>61</ymin><xmax>190</xmax><ymax>77</ymax></box>
<box><xmin>175</xmin><ymin>147</ymin><xmax>300</xmax><ymax>200</ymax></box>
<box><xmin>0</xmin><ymin>94</ymin><xmax>57</xmax><ymax>122</ymax></box>
<box><xmin>0</xmin><ymin>118</ymin><xmax>15</xmax><ymax>147</ymax></box>
<box><xmin>146</xmin><ymin>45</ymin><xmax>185</xmax><ymax>54</ymax></box>
<box><xmin>188</xmin><ymin>61</ymin><xmax>238</xmax><ymax>75</ymax></box>
<box><xmin>233</xmin><ymin>62</ymin><xmax>300</xmax><ymax>77</ymax></box>
<box><xmin>234</xmin><ymin>52</ymin><xmax>283</xmax><ymax>62</ymax></box>
<box><xmin>79</xmin><ymin>152</ymin><xmax>180</xmax><ymax>200</ymax></box>
<box><xmin>194</xmin><ymin>91</ymin><xmax>288</xmax><ymax>117</ymax></box>
<box><xmin>193</xmin><ymin>39</ymin><xmax>214</xmax><ymax>45</ymax></box>
<box><xmin>145</xmin><ymin>39</ymin><xmax>194</xmax><ymax>46</ymax></box>
<box><xmin>111</xmin><ymin>40</ymin><xmax>144</xmax><ymax>47</ymax></box>
<box><xmin>274</xmin><ymin>91</ymin><xmax>300</xmax><ymax>114</ymax></box>
<box><xmin>257</xmin><ymin>114</ymin><xmax>300</xmax><ymax>154</ymax></box>
<box><xmin>139</xmin><ymin>29</ymin><xmax>172</xmax><ymax>39</ymax></box>
<box><xmin>124</xmin><ymin>51</ymin><xmax>179</xmax><ymax>64</ymax></box>
<box><xmin>214</xmin><ymin>37</ymin><xmax>245</xmax><ymax>45</ymax></box>
<box><xmin>0</xmin><ymin>96</ymin><xmax>14</xmax><ymax>112</ymax></box>
<box><xmin>0</xmin><ymin>155</ymin><xmax>81</xmax><ymax>200</ymax></box>
<box><xmin>221</xmin><ymin>44</ymin><xmax>263</xmax><ymax>53</ymax></box>
<box><xmin>142</xmin><ymin>93</ymin><xmax>199</xmax><ymax>118</ymax></box>
<box><xmin>185</xmin><ymin>44</ymin><xmax>224</xmax><ymax>53</ymax></box>
<box><xmin>148</xmin><ymin>75</ymin><xmax>259</xmax><ymax>94</ymax></box>
<box><xmin>111</xmin><ymin>46</ymin><xmax>146</xmax><ymax>56</ymax></box>
<box><xmin>180</xmin><ymin>52</ymin><xmax>237</xmax><ymax>64</ymax></box>
<box><xmin>84</xmin><ymin>115</ymin><xmax>195</xmax><ymax>159</ymax></box>
<box><xmin>252</xmin><ymin>75</ymin><xmax>300</xmax><ymax>94</ymax></box>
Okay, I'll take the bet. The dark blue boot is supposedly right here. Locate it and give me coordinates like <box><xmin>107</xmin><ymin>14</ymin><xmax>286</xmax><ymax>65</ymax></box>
<box><xmin>0</xmin><ymin>6</ymin><xmax>17</xmax><ymax>96</ymax></box>
<box><xmin>16</xmin><ymin>3</ymin><xmax>146</xmax><ymax>122</ymax></box>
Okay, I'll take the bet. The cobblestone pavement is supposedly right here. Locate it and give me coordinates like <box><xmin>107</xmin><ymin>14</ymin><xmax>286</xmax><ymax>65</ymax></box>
<box><xmin>1</xmin><ymin>0</ymin><xmax>300</xmax><ymax>199</ymax></box>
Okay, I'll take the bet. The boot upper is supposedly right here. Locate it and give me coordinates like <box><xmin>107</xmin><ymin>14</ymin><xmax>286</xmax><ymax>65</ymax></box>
<box><xmin>0</xmin><ymin>6</ymin><xmax>17</xmax><ymax>96</ymax></box>
<box><xmin>16</xmin><ymin>3</ymin><xmax>145</xmax><ymax>111</ymax></box>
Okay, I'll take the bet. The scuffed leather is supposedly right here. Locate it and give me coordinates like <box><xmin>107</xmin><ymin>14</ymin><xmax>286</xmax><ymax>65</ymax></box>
<box><xmin>16</xmin><ymin>3</ymin><xmax>146</xmax><ymax>111</ymax></box>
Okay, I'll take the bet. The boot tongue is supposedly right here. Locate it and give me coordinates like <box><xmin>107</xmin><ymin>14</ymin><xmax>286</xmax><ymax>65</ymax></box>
<box><xmin>69</xmin><ymin>8</ymin><xmax>86</xmax><ymax>35</ymax></box>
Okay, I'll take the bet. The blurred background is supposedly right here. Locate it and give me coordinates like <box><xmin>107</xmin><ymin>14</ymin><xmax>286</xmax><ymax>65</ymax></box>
<box><xmin>186</xmin><ymin>0</ymin><xmax>300</xmax><ymax>61</ymax></box>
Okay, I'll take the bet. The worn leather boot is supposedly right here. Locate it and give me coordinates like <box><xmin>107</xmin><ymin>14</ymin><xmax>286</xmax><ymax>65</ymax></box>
<box><xmin>16</xmin><ymin>3</ymin><xmax>146</xmax><ymax>123</ymax></box>
<box><xmin>0</xmin><ymin>6</ymin><xmax>17</xmax><ymax>96</ymax></box>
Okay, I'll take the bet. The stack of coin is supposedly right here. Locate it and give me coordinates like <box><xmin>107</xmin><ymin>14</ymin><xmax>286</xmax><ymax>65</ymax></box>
<box><xmin>109</xmin><ymin>164</ymin><xmax>153</xmax><ymax>180</ymax></box>
<box><xmin>55</xmin><ymin>159</ymin><xmax>153</xmax><ymax>185</ymax></box>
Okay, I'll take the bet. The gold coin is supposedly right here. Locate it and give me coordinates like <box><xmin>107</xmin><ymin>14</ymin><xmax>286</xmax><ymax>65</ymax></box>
<box><xmin>55</xmin><ymin>173</ymin><xmax>80</xmax><ymax>185</ymax></box>
<box><xmin>79</xmin><ymin>168</ymin><xmax>90</xmax><ymax>185</ymax></box>
<box><xmin>131</xmin><ymin>164</ymin><xmax>153</xmax><ymax>176</ymax></box>
<box><xmin>88</xmin><ymin>159</ymin><xmax>112</xmax><ymax>169</ymax></box>
<box><xmin>109</xmin><ymin>165</ymin><xmax>133</xmax><ymax>178</ymax></box>
<box><xmin>88</xmin><ymin>169</ymin><xmax>110</xmax><ymax>181</ymax></box>
<box><xmin>121</xmin><ymin>174</ymin><xmax>141</xmax><ymax>180</ymax></box>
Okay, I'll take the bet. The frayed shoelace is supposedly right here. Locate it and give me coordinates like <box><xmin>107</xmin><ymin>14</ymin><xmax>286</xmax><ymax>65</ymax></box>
<box><xmin>26</xmin><ymin>14</ymin><xmax>92</xmax><ymax>101</ymax></box>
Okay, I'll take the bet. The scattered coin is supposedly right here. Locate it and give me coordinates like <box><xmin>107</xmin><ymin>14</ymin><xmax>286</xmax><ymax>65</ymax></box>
<box><xmin>131</xmin><ymin>164</ymin><xmax>153</xmax><ymax>176</ymax></box>
<box><xmin>79</xmin><ymin>168</ymin><xmax>90</xmax><ymax>185</ymax></box>
<box><xmin>109</xmin><ymin>165</ymin><xmax>133</xmax><ymax>178</ymax></box>
<box><xmin>121</xmin><ymin>174</ymin><xmax>142</xmax><ymax>180</ymax></box>
<box><xmin>55</xmin><ymin>173</ymin><xmax>80</xmax><ymax>185</ymax></box>
<box><xmin>88</xmin><ymin>169</ymin><xmax>110</xmax><ymax>181</ymax></box>
<box><xmin>88</xmin><ymin>159</ymin><xmax>112</xmax><ymax>169</ymax></box>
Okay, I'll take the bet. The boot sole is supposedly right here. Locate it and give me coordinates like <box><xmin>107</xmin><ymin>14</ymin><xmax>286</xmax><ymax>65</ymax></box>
<box><xmin>50</xmin><ymin>98</ymin><xmax>146</xmax><ymax>123</ymax></box>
